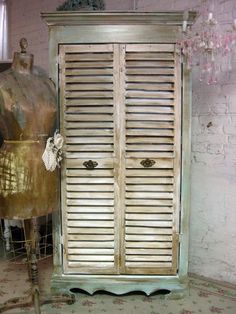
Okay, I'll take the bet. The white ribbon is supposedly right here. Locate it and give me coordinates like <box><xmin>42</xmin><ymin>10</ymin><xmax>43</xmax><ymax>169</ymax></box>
<box><xmin>42</xmin><ymin>131</ymin><xmax>64</xmax><ymax>171</ymax></box>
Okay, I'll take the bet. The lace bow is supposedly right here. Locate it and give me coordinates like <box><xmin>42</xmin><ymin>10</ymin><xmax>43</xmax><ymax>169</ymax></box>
<box><xmin>42</xmin><ymin>131</ymin><xmax>64</xmax><ymax>171</ymax></box>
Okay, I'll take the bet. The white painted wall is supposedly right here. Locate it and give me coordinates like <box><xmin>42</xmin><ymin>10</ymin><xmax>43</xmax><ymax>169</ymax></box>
<box><xmin>7</xmin><ymin>0</ymin><xmax>236</xmax><ymax>284</ymax></box>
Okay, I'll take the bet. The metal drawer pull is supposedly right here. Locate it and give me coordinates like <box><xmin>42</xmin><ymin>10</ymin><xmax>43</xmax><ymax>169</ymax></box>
<box><xmin>83</xmin><ymin>160</ymin><xmax>98</xmax><ymax>170</ymax></box>
<box><xmin>140</xmin><ymin>158</ymin><xmax>156</xmax><ymax>168</ymax></box>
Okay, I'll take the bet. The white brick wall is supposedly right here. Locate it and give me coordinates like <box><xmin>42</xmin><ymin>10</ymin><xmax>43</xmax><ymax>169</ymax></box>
<box><xmin>190</xmin><ymin>36</ymin><xmax>236</xmax><ymax>282</ymax></box>
<box><xmin>7</xmin><ymin>0</ymin><xmax>236</xmax><ymax>284</ymax></box>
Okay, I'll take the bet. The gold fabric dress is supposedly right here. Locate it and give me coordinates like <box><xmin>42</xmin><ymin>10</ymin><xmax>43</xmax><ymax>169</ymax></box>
<box><xmin>0</xmin><ymin>50</ymin><xmax>58</xmax><ymax>219</ymax></box>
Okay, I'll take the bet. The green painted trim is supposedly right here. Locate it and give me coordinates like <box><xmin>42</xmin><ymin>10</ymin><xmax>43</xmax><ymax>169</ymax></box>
<box><xmin>48</xmin><ymin>35</ymin><xmax>63</xmax><ymax>276</ymax></box>
<box><xmin>51</xmin><ymin>273</ymin><xmax>188</xmax><ymax>296</ymax></box>
<box><xmin>179</xmin><ymin>59</ymin><xmax>192</xmax><ymax>277</ymax></box>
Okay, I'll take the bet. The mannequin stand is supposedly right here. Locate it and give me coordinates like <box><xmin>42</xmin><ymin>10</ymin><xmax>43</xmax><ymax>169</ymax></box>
<box><xmin>0</xmin><ymin>218</ymin><xmax>75</xmax><ymax>313</ymax></box>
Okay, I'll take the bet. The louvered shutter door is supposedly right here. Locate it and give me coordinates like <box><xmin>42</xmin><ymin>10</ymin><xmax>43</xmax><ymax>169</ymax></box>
<box><xmin>122</xmin><ymin>44</ymin><xmax>181</xmax><ymax>275</ymax></box>
<box><xmin>60</xmin><ymin>43</ymin><xmax>181</xmax><ymax>276</ymax></box>
<box><xmin>60</xmin><ymin>44</ymin><xmax>119</xmax><ymax>274</ymax></box>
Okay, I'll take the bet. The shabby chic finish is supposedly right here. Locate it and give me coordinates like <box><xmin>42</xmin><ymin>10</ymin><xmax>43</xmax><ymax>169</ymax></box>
<box><xmin>42</xmin><ymin>11</ymin><xmax>195</xmax><ymax>297</ymax></box>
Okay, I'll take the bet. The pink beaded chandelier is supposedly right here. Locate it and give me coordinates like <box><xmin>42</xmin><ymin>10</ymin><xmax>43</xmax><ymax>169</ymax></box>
<box><xmin>179</xmin><ymin>0</ymin><xmax>236</xmax><ymax>85</ymax></box>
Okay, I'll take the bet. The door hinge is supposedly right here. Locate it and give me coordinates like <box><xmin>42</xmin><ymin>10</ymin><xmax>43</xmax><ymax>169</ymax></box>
<box><xmin>57</xmin><ymin>54</ymin><xmax>61</xmax><ymax>66</ymax></box>
<box><xmin>174</xmin><ymin>232</ymin><xmax>181</xmax><ymax>243</ymax></box>
<box><xmin>58</xmin><ymin>55</ymin><xmax>62</xmax><ymax>73</ymax></box>
<box><xmin>60</xmin><ymin>234</ymin><xmax>64</xmax><ymax>245</ymax></box>
<box><xmin>178</xmin><ymin>233</ymin><xmax>184</xmax><ymax>243</ymax></box>
<box><xmin>60</xmin><ymin>235</ymin><xmax>67</xmax><ymax>256</ymax></box>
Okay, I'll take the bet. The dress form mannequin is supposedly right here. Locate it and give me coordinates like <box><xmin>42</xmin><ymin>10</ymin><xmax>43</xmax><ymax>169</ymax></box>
<box><xmin>0</xmin><ymin>39</ymin><xmax>75</xmax><ymax>313</ymax></box>
<box><xmin>0</xmin><ymin>39</ymin><xmax>58</xmax><ymax>219</ymax></box>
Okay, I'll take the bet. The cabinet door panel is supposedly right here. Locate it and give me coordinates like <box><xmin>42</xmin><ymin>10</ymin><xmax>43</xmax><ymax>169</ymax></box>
<box><xmin>60</xmin><ymin>44</ymin><xmax>118</xmax><ymax>274</ymax></box>
<box><xmin>123</xmin><ymin>44</ymin><xmax>181</xmax><ymax>275</ymax></box>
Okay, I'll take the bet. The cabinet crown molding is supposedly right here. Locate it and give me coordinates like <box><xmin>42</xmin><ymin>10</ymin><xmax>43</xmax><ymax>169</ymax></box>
<box><xmin>41</xmin><ymin>11</ymin><xmax>196</xmax><ymax>26</ymax></box>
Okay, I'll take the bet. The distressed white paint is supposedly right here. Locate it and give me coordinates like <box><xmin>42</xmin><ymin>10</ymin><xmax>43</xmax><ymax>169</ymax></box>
<box><xmin>7</xmin><ymin>0</ymin><xmax>236</xmax><ymax>284</ymax></box>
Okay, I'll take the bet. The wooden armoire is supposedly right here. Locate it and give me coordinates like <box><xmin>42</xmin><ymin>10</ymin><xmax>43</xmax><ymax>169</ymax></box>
<box><xmin>42</xmin><ymin>12</ymin><xmax>195</xmax><ymax>297</ymax></box>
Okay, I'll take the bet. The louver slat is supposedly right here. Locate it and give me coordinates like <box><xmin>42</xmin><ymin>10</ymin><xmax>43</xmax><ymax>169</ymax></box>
<box><xmin>60</xmin><ymin>44</ymin><xmax>117</xmax><ymax>274</ymax></box>
<box><xmin>124</xmin><ymin>44</ymin><xmax>181</xmax><ymax>274</ymax></box>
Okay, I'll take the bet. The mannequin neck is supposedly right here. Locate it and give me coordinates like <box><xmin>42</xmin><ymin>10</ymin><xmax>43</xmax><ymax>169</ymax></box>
<box><xmin>12</xmin><ymin>52</ymin><xmax>33</xmax><ymax>74</ymax></box>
